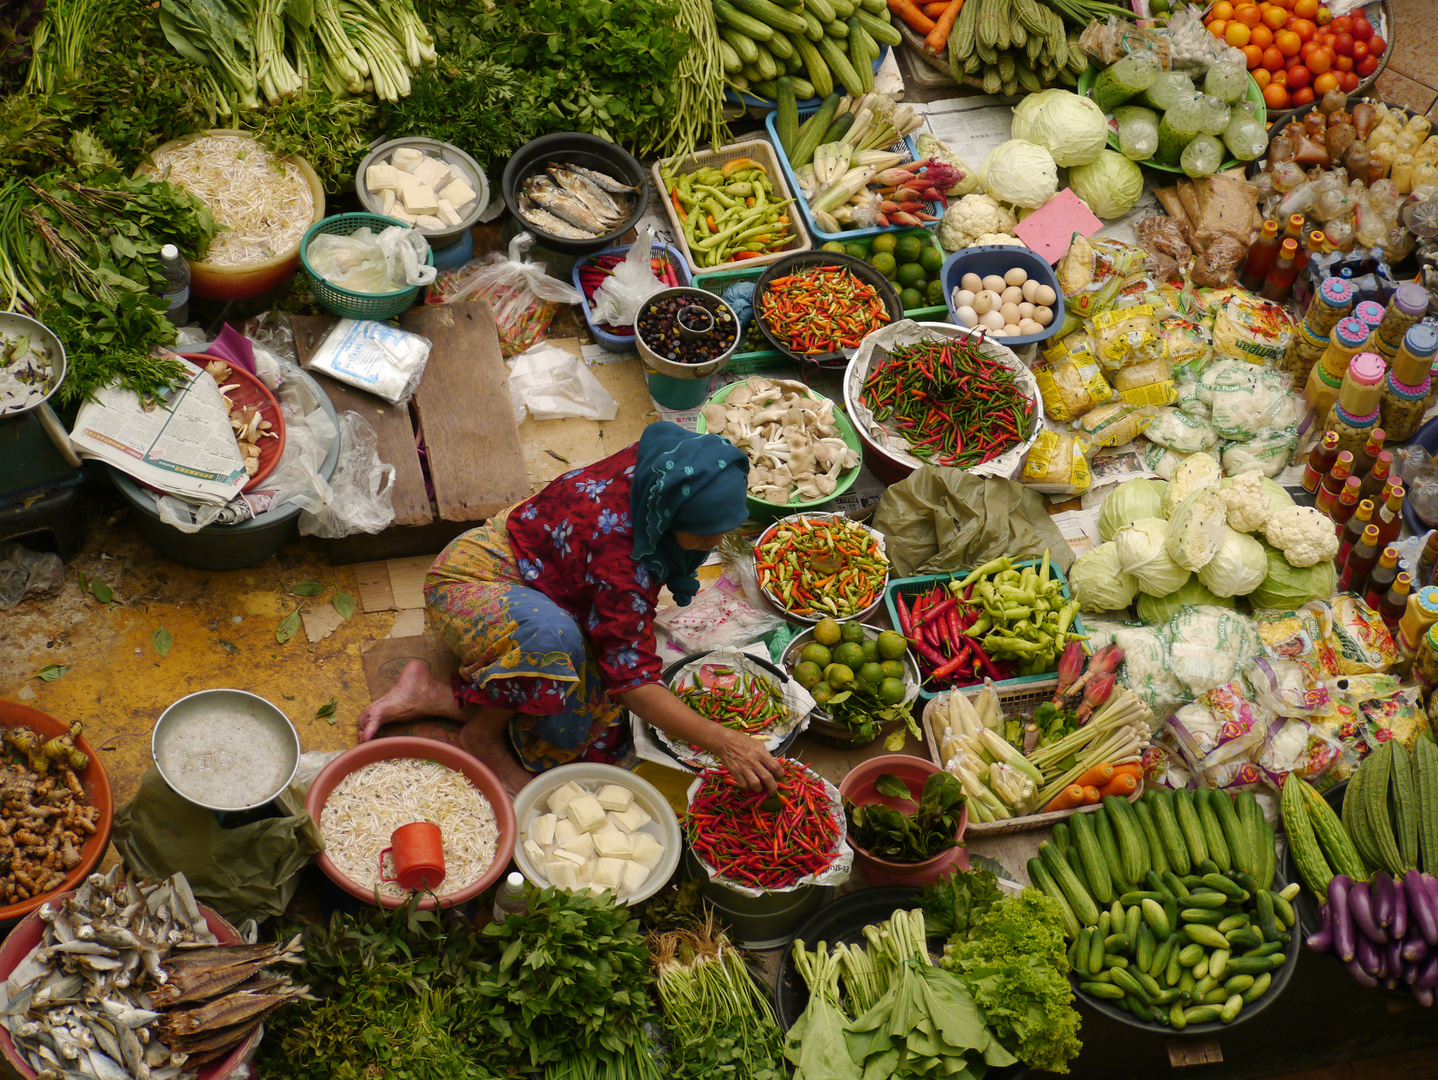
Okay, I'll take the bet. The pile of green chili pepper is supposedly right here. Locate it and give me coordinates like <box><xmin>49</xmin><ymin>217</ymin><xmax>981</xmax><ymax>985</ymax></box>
<box><xmin>661</xmin><ymin>158</ymin><xmax>797</xmax><ymax>268</ymax></box>
<box><xmin>759</xmin><ymin>265</ymin><xmax>890</xmax><ymax>357</ymax></box>
<box><xmin>686</xmin><ymin>761</ymin><xmax>840</xmax><ymax>890</ymax></box>
<box><xmin>862</xmin><ymin>336</ymin><xmax>1036</xmax><ymax>467</ymax></box>
<box><xmin>677</xmin><ymin>669</ymin><xmax>786</xmax><ymax>735</ymax></box>
<box><xmin>755</xmin><ymin>515</ymin><xmax>889</xmax><ymax>619</ymax></box>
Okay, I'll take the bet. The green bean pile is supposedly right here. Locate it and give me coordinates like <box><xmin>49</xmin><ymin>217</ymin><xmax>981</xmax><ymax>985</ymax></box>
<box><xmin>652</xmin><ymin>0</ymin><xmax>731</xmax><ymax>159</ymax></box>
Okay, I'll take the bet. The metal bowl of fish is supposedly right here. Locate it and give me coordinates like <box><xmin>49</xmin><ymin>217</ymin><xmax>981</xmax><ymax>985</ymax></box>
<box><xmin>501</xmin><ymin>132</ymin><xmax>649</xmax><ymax>254</ymax></box>
<box><xmin>151</xmin><ymin>690</ymin><xmax>301</xmax><ymax>813</ymax></box>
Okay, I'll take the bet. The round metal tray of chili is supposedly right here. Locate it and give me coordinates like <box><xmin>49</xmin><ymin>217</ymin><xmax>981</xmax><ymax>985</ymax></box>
<box><xmin>756</xmin><ymin>262</ymin><xmax>896</xmax><ymax>361</ymax></box>
<box><xmin>686</xmin><ymin>760</ymin><xmax>843</xmax><ymax>890</ymax></box>
<box><xmin>754</xmin><ymin>512</ymin><xmax>890</xmax><ymax>624</ymax></box>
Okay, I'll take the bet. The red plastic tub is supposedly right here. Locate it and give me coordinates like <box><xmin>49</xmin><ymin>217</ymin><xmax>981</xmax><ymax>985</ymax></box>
<box><xmin>838</xmin><ymin>753</ymin><xmax>969</xmax><ymax>887</ymax></box>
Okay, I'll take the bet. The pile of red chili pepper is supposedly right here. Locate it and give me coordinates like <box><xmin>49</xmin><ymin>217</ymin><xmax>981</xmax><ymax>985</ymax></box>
<box><xmin>575</xmin><ymin>248</ymin><xmax>682</xmax><ymax>337</ymax></box>
<box><xmin>894</xmin><ymin>581</ymin><xmax>1013</xmax><ymax>691</ymax></box>
<box><xmin>686</xmin><ymin>761</ymin><xmax>841</xmax><ymax>889</ymax></box>
<box><xmin>758</xmin><ymin>265</ymin><xmax>891</xmax><ymax>357</ymax></box>
<box><xmin>676</xmin><ymin>669</ymin><xmax>786</xmax><ymax>735</ymax></box>
<box><xmin>756</xmin><ymin>515</ymin><xmax>889</xmax><ymax>619</ymax></box>
<box><xmin>861</xmin><ymin>336</ymin><xmax>1036</xmax><ymax>467</ymax></box>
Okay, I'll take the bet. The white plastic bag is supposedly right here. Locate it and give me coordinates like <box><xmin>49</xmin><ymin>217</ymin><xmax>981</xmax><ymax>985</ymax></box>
<box><xmin>590</xmin><ymin>226</ymin><xmax>666</xmax><ymax>328</ymax></box>
<box><xmin>507</xmin><ymin>342</ymin><xmax>619</xmax><ymax>423</ymax></box>
<box><xmin>299</xmin><ymin>412</ymin><xmax>396</xmax><ymax>538</ymax></box>
<box><xmin>306</xmin><ymin>226</ymin><xmax>437</xmax><ymax>293</ymax></box>
<box><xmin>306</xmin><ymin>319</ymin><xmax>432</xmax><ymax>406</ymax></box>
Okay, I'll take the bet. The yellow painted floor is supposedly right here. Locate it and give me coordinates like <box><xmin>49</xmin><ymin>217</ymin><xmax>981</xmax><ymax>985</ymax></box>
<box><xmin>0</xmin><ymin>501</ymin><xmax>381</xmax><ymax>809</ymax></box>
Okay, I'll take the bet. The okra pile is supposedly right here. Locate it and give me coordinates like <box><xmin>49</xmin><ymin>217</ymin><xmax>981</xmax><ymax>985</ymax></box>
<box><xmin>1027</xmin><ymin>787</ymin><xmax>1296</xmax><ymax>1029</ymax></box>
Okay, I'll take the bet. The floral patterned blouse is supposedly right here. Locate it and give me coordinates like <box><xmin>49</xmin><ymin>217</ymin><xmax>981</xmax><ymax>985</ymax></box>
<box><xmin>505</xmin><ymin>446</ymin><xmax>664</xmax><ymax>697</ymax></box>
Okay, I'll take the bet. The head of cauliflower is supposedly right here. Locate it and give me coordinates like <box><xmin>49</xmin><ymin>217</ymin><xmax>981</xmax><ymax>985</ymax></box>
<box><xmin>1262</xmin><ymin>505</ymin><xmax>1340</xmax><ymax>568</ymax></box>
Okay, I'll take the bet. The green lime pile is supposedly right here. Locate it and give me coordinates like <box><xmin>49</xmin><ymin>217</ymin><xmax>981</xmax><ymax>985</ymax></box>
<box><xmin>821</xmin><ymin>233</ymin><xmax>946</xmax><ymax>313</ymax></box>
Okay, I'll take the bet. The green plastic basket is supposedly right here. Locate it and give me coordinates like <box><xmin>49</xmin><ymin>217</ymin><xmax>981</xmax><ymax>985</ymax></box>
<box><xmin>300</xmin><ymin>213</ymin><xmax>434</xmax><ymax>321</ymax></box>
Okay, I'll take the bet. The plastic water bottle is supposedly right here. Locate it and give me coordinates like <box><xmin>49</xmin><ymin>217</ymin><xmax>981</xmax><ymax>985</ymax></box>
<box><xmin>156</xmin><ymin>243</ymin><xmax>190</xmax><ymax>327</ymax></box>
<box><xmin>491</xmin><ymin>871</ymin><xmax>528</xmax><ymax>924</ymax></box>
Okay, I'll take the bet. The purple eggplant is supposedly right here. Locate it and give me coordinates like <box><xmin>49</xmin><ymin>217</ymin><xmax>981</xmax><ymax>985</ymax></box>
<box><xmin>1417</xmin><ymin>953</ymin><xmax>1438</xmax><ymax>991</ymax></box>
<box><xmin>1347</xmin><ymin>957</ymin><xmax>1379</xmax><ymax>987</ymax></box>
<box><xmin>1405</xmin><ymin>961</ymin><xmax>1420</xmax><ymax>985</ymax></box>
<box><xmin>1307</xmin><ymin>902</ymin><xmax>1334</xmax><ymax>953</ymax></box>
<box><xmin>1385</xmin><ymin>977</ymin><xmax>1400</xmax><ymax>991</ymax></box>
<box><xmin>1392</xmin><ymin>872</ymin><xmax>1408</xmax><ymax>942</ymax></box>
<box><xmin>1331</xmin><ymin>875</ymin><xmax>1357</xmax><ymax>962</ymax></box>
<box><xmin>1403</xmin><ymin>934</ymin><xmax>1430</xmax><ymax>964</ymax></box>
<box><xmin>1357</xmin><ymin>934</ymin><xmax>1384</xmax><ymax>977</ymax></box>
<box><xmin>1414</xmin><ymin>872</ymin><xmax>1438</xmax><ymax>947</ymax></box>
<box><xmin>1349</xmin><ymin>880</ymin><xmax>1388</xmax><ymax>944</ymax></box>
<box><xmin>1387</xmin><ymin>939</ymin><xmax>1405</xmax><ymax>979</ymax></box>
<box><xmin>1415</xmin><ymin>985</ymin><xmax>1434</xmax><ymax>1007</ymax></box>
<box><xmin>1372</xmin><ymin>872</ymin><xmax>1395</xmax><ymax>929</ymax></box>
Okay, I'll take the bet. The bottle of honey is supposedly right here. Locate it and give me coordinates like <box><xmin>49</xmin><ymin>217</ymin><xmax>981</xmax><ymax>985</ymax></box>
<box><xmin>1365</xmin><ymin>547</ymin><xmax>1400</xmax><ymax>609</ymax></box>
<box><xmin>1359</xmin><ymin>449</ymin><xmax>1393</xmax><ymax>503</ymax></box>
<box><xmin>1379</xmin><ymin>572</ymin><xmax>1413</xmax><ymax>633</ymax></box>
<box><xmin>1417</xmin><ymin>531</ymin><xmax>1438</xmax><ymax>588</ymax></box>
<box><xmin>1302</xmin><ymin>430</ymin><xmax>1341</xmax><ymax>495</ymax></box>
<box><xmin>1337</xmin><ymin>499</ymin><xmax>1375</xmax><ymax>566</ymax></box>
<box><xmin>1338</xmin><ymin>524</ymin><xmax>1382</xmax><ymax>595</ymax></box>
<box><xmin>1352</xmin><ymin>428</ymin><xmax>1386</xmax><ymax>480</ymax></box>
<box><xmin>1240</xmin><ymin>221</ymin><xmax>1281</xmax><ymax>293</ymax></box>
<box><xmin>1314</xmin><ymin>451</ymin><xmax>1354</xmax><ymax>516</ymax></box>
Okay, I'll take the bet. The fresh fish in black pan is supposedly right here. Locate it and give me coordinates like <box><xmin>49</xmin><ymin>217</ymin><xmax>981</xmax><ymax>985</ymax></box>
<box><xmin>521</xmin><ymin>176</ymin><xmax>613</xmax><ymax>234</ymax></box>
<box><xmin>546</xmin><ymin>165</ymin><xmax>628</xmax><ymax>222</ymax></box>
<box><xmin>565</xmin><ymin>164</ymin><xmax>639</xmax><ymax>195</ymax></box>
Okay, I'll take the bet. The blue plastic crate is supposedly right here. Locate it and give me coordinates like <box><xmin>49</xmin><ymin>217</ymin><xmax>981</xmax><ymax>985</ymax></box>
<box><xmin>882</xmin><ymin>560</ymin><xmax>1086</xmax><ymax>702</ymax></box>
<box><xmin>763</xmin><ymin>108</ymin><xmax>942</xmax><ymax>245</ymax></box>
<box><xmin>571</xmin><ymin>242</ymin><xmax>690</xmax><ymax>351</ymax></box>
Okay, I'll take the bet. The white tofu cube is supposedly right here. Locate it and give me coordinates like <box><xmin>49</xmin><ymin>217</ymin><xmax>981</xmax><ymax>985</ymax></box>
<box><xmin>531</xmin><ymin>814</ymin><xmax>558</xmax><ymax>846</ymax></box>
<box><xmin>591</xmin><ymin>858</ymin><xmax>625</xmax><ymax>890</ymax></box>
<box><xmin>612</xmin><ymin>805</ymin><xmax>652</xmax><ymax>834</ymax></box>
<box><xmin>546</xmin><ymin>859</ymin><xmax>580</xmax><ymax>890</ymax></box>
<box><xmin>391</xmin><ymin>169</ymin><xmax>419</xmax><ymax>192</ymax></box>
<box><xmin>560</xmin><ymin>831</ymin><xmax>595</xmax><ymax>859</ymax></box>
<box><xmin>436</xmin><ymin>199</ymin><xmax>462</xmax><ymax>227</ymax></box>
<box><xmin>565</xmin><ymin>794</ymin><xmax>607</xmax><ymax>833</ymax></box>
<box><xmin>579</xmin><ymin>857</ymin><xmax>596</xmax><ymax>885</ymax></box>
<box><xmin>548</xmin><ymin>782</ymin><xmax>585</xmax><ymax>815</ymax></box>
<box><xmin>554</xmin><ymin>818</ymin><xmax>578</xmax><ymax>846</ymax></box>
<box><xmin>596</xmin><ymin>785</ymin><xmax>633</xmax><ymax>813</ymax></box>
<box><xmin>592</xmin><ymin>823</ymin><xmax>632</xmax><ymax>860</ymax></box>
<box><xmin>402</xmin><ymin>184</ymin><xmax>439</xmax><ymax>216</ymax></box>
<box><xmin>414</xmin><ymin>157</ymin><xmax>452</xmax><ymax>190</ymax></box>
<box><xmin>523</xmin><ymin>839</ymin><xmax>546</xmax><ymax>865</ymax></box>
<box><xmin>389</xmin><ymin>208</ymin><xmax>417</xmax><ymax>225</ymax></box>
<box><xmin>552</xmin><ymin>848</ymin><xmax>586</xmax><ymax>867</ymax></box>
<box><xmin>391</xmin><ymin>147</ymin><xmax>425</xmax><ymax>173</ymax></box>
<box><xmin>365</xmin><ymin>163</ymin><xmax>400</xmax><ymax>192</ymax></box>
<box><xmin>630</xmin><ymin>833</ymin><xmax>664</xmax><ymax>867</ymax></box>
<box><xmin>379</xmin><ymin>189</ymin><xmax>396</xmax><ymax>217</ymax></box>
<box><xmin>620</xmin><ymin>860</ymin><xmax>650</xmax><ymax>894</ymax></box>
<box><xmin>439</xmin><ymin>176</ymin><xmax>476</xmax><ymax>210</ymax></box>
<box><xmin>415</xmin><ymin>214</ymin><xmax>445</xmax><ymax>230</ymax></box>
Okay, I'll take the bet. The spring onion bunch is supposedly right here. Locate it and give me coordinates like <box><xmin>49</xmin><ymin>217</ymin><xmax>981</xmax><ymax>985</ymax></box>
<box><xmin>1030</xmin><ymin>688</ymin><xmax>1153</xmax><ymax>806</ymax></box>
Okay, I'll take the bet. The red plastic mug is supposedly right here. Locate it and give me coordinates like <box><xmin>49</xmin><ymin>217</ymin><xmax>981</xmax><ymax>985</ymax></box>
<box><xmin>379</xmin><ymin>821</ymin><xmax>446</xmax><ymax>891</ymax></box>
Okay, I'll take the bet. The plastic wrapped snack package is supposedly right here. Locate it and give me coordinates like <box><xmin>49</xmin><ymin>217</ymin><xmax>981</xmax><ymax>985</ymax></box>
<box><xmin>1164</xmin><ymin>604</ymin><xmax>1262</xmax><ymax>698</ymax></box>
<box><xmin>1328</xmin><ymin>594</ymin><xmax>1399</xmax><ymax>674</ymax></box>
<box><xmin>1210</xmin><ymin>292</ymin><xmax>1296</xmax><ymax>366</ymax></box>
<box><xmin>1254</xmin><ymin>715</ymin><xmax>1344</xmax><ymax>790</ymax></box>
<box><xmin>1141</xmin><ymin>730</ymin><xmax>1194</xmax><ymax>791</ymax></box>
<box><xmin>1075</xmin><ymin>401</ymin><xmax>1159</xmax><ymax>448</ymax></box>
<box><xmin>1167</xmin><ymin>680</ymin><xmax>1272</xmax><ymax>771</ymax></box>
<box><xmin>1019</xmin><ymin>429</ymin><xmax>1094</xmax><ymax>495</ymax></box>
<box><xmin>306</xmin><ymin>318</ymin><xmax>433</xmax><ymax>406</ymax></box>
<box><xmin>1031</xmin><ymin>347</ymin><xmax>1117</xmax><ymax>421</ymax></box>
<box><xmin>1112</xmin><ymin>356</ymin><xmax>1178</xmax><ymax>408</ymax></box>
<box><xmin>1055</xmin><ymin>234</ymin><xmax>1151</xmax><ymax>330</ymax></box>
<box><xmin>1144</xmin><ymin>404</ymin><xmax>1220</xmax><ymax>454</ymax></box>
<box><xmin>1253</xmin><ymin>602</ymin><xmax>1341</xmax><ymax>681</ymax></box>
<box><xmin>1092</xmin><ymin>304</ymin><xmax>1168</xmax><ymax>372</ymax></box>
<box><xmin>1161</xmin><ymin>318</ymin><xmax>1215</xmax><ymax>378</ymax></box>
<box><xmin>1243</xmin><ymin>655</ymin><xmax>1334</xmax><ymax>719</ymax></box>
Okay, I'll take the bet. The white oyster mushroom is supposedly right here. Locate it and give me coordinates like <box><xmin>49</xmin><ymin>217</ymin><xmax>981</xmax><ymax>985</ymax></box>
<box><xmin>700</xmin><ymin>404</ymin><xmax>728</xmax><ymax>435</ymax></box>
<box><xmin>788</xmin><ymin>444</ymin><xmax>817</xmax><ymax>477</ymax></box>
<box><xmin>752</xmin><ymin>406</ymin><xmax>787</xmax><ymax>425</ymax></box>
<box><xmin>727</xmin><ymin>385</ymin><xmax>754</xmax><ymax>406</ymax></box>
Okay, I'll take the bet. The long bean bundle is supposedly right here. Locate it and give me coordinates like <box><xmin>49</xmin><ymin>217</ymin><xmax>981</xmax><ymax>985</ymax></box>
<box><xmin>862</xmin><ymin>335</ymin><xmax>1036</xmax><ymax>467</ymax></box>
<box><xmin>650</xmin><ymin>0</ymin><xmax>730</xmax><ymax>159</ymax></box>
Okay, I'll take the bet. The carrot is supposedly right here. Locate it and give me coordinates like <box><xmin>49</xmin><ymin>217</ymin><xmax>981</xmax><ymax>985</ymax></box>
<box><xmin>1075</xmin><ymin>762</ymin><xmax>1115</xmax><ymax>790</ymax></box>
<box><xmin>887</xmin><ymin>0</ymin><xmax>936</xmax><ymax>34</ymax></box>
<box><xmin>1044</xmin><ymin>785</ymin><xmax>1086</xmax><ymax>813</ymax></box>
<box><xmin>925</xmin><ymin>0</ymin><xmax>962</xmax><ymax>54</ymax></box>
<box><xmin>1097</xmin><ymin>773</ymin><xmax>1139</xmax><ymax>799</ymax></box>
<box><xmin>921</xmin><ymin>1</ymin><xmax>949</xmax><ymax>15</ymax></box>
<box><xmin>1080</xmin><ymin>785</ymin><xmax>1102</xmax><ymax>805</ymax></box>
<box><xmin>1109</xmin><ymin>763</ymin><xmax>1144</xmax><ymax>782</ymax></box>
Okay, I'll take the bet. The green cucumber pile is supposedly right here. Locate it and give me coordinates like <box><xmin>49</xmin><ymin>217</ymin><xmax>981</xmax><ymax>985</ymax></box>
<box><xmin>1027</xmin><ymin>789</ymin><xmax>1297</xmax><ymax>1029</ymax></box>
<box><xmin>711</xmin><ymin>0</ymin><xmax>898</xmax><ymax>101</ymax></box>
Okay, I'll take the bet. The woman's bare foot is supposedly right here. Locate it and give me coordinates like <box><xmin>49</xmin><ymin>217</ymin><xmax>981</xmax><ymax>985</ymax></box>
<box><xmin>460</xmin><ymin>718</ymin><xmax>534</xmax><ymax>795</ymax></box>
<box><xmin>356</xmin><ymin>661</ymin><xmax>468</xmax><ymax>742</ymax></box>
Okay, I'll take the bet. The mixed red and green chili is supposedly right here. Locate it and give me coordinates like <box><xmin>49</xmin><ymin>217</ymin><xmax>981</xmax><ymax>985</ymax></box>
<box><xmin>862</xmin><ymin>337</ymin><xmax>1036</xmax><ymax>468</ymax></box>
<box><xmin>686</xmin><ymin>761</ymin><xmax>840</xmax><ymax>889</ymax></box>
<box><xmin>759</xmin><ymin>266</ymin><xmax>890</xmax><ymax>356</ymax></box>
<box><xmin>677</xmin><ymin>670</ymin><xmax>786</xmax><ymax>735</ymax></box>
<box><xmin>756</xmin><ymin>516</ymin><xmax>889</xmax><ymax>619</ymax></box>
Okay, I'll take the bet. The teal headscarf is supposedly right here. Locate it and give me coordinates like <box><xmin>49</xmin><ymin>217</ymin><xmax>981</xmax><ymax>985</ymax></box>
<box><xmin>630</xmin><ymin>422</ymin><xmax>749</xmax><ymax>606</ymax></box>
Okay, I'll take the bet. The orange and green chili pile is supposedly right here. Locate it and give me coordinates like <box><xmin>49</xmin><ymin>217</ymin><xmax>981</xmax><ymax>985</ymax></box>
<box><xmin>862</xmin><ymin>336</ymin><xmax>1037</xmax><ymax>467</ymax></box>
<box><xmin>756</xmin><ymin>515</ymin><xmax>889</xmax><ymax>619</ymax></box>
<box><xmin>686</xmin><ymin>761</ymin><xmax>840</xmax><ymax>889</ymax></box>
<box><xmin>676</xmin><ymin>670</ymin><xmax>786</xmax><ymax>735</ymax></box>
<box><xmin>759</xmin><ymin>265</ymin><xmax>891</xmax><ymax>356</ymax></box>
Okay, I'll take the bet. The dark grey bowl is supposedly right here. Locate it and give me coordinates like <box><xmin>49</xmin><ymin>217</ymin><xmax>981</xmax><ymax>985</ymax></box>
<box><xmin>500</xmin><ymin>132</ymin><xmax>648</xmax><ymax>255</ymax></box>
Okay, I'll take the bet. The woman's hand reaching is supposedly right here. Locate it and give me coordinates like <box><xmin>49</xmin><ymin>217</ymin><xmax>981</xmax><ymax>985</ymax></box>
<box><xmin>618</xmin><ymin>682</ymin><xmax>787</xmax><ymax>794</ymax></box>
<box><xmin>713</xmin><ymin>728</ymin><xmax>787</xmax><ymax>795</ymax></box>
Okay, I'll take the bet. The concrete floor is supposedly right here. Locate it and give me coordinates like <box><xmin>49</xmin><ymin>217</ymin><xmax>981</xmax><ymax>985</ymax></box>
<box><xmin>1374</xmin><ymin>0</ymin><xmax>1438</xmax><ymax>116</ymax></box>
<box><xmin>0</xmin><ymin>498</ymin><xmax>375</xmax><ymax>809</ymax></box>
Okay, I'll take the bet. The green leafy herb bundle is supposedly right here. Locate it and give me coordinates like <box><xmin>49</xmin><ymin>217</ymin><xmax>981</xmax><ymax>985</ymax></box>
<box><xmin>845</xmin><ymin>772</ymin><xmax>966</xmax><ymax>863</ymax></box>
<box><xmin>824</xmin><ymin>684</ymin><xmax>921</xmax><ymax>750</ymax></box>
<box><xmin>930</xmin><ymin>869</ymin><xmax>1084</xmax><ymax>1074</ymax></box>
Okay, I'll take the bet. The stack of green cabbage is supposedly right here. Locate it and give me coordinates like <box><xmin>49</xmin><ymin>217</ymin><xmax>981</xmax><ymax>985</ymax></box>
<box><xmin>1067</xmin><ymin>459</ymin><xmax>1340</xmax><ymax>624</ymax></box>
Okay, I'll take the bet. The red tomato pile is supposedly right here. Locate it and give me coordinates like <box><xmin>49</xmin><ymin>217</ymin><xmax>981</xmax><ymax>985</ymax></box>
<box><xmin>1202</xmin><ymin>0</ymin><xmax>1385</xmax><ymax>112</ymax></box>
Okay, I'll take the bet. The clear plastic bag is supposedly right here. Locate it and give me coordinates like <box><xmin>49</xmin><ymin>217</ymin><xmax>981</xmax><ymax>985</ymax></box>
<box><xmin>435</xmin><ymin>232</ymin><xmax>583</xmax><ymax>356</ymax></box>
<box><xmin>299</xmin><ymin>412</ymin><xmax>397</xmax><ymax>538</ymax></box>
<box><xmin>306</xmin><ymin>226</ymin><xmax>437</xmax><ymax>293</ymax></box>
<box><xmin>507</xmin><ymin>342</ymin><xmax>619</xmax><ymax>423</ymax></box>
<box><xmin>653</xmin><ymin>577</ymin><xmax>786</xmax><ymax>653</ymax></box>
<box><xmin>306</xmin><ymin>319</ymin><xmax>432</xmax><ymax>407</ymax></box>
<box><xmin>0</xmin><ymin>542</ymin><xmax>63</xmax><ymax>610</ymax></box>
<box><xmin>590</xmin><ymin>226</ymin><xmax>666</xmax><ymax>328</ymax></box>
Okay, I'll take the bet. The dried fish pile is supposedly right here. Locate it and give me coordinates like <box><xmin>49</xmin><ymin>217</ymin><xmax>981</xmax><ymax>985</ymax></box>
<box><xmin>0</xmin><ymin>867</ymin><xmax>309</xmax><ymax>1079</ymax></box>
<box><xmin>200</xmin><ymin>360</ymin><xmax>278</xmax><ymax>480</ymax></box>
<box><xmin>700</xmin><ymin>378</ymin><xmax>860</xmax><ymax>504</ymax></box>
<box><xmin>518</xmin><ymin>163</ymin><xmax>638</xmax><ymax>240</ymax></box>
<box><xmin>0</xmin><ymin>723</ymin><xmax>99</xmax><ymax>906</ymax></box>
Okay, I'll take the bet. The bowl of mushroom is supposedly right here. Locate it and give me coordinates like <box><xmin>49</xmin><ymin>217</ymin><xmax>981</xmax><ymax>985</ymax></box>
<box><xmin>695</xmin><ymin>377</ymin><xmax>864</xmax><ymax>521</ymax></box>
<box><xmin>187</xmin><ymin>354</ymin><xmax>285</xmax><ymax>491</ymax></box>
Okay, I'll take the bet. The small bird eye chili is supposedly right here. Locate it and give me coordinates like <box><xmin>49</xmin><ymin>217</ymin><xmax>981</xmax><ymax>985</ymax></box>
<box><xmin>755</xmin><ymin>515</ymin><xmax>889</xmax><ymax>619</ymax></box>
<box><xmin>861</xmin><ymin>336</ymin><xmax>1037</xmax><ymax>468</ymax></box>
<box><xmin>677</xmin><ymin>670</ymin><xmax>787</xmax><ymax>735</ymax></box>
<box><xmin>759</xmin><ymin>265</ymin><xmax>891</xmax><ymax>356</ymax></box>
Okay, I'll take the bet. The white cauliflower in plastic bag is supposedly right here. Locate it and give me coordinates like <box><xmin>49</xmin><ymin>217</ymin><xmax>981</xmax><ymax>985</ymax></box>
<box><xmin>1115</xmin><ymin>624</ymin><xmax>1188</xmax><ymax>715</ymax></box>
<box><xmin>1201</xmin><ymin>359</ymin><xmax>1298</xmax><ymax>444</ymax></box>
<box><xmin>1142</xmin><ymin>443</ymin><xmax>1193</xmax><ymax>480</ymax></box>
<box><xmin>1144</xmin><ymin>406</ymin><xmax>1220</xmax><ymax>455</ymax></box>
<box><xmin>1162</xmin><ymin>451</ymin><xmax>1223</xmax><ymax>516</ymax></box>
<box><xmin>1163</xmin><ymin>605</ymin><xmax>1262</xmax><ymax>698</ymax></box>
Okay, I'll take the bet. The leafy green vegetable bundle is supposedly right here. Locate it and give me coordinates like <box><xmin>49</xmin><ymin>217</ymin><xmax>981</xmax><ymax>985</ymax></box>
<box><xmin>845</xmin><ymin>771</ymin><xmax>966</xmax><ymax>864</ymax></box>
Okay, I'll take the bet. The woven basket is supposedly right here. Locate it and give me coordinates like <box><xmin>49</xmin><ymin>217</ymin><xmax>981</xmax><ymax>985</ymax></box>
<box><xmin>300</xmin><ymin>213</ymin><xmax>434</xmax><ymax>321</ymax></box>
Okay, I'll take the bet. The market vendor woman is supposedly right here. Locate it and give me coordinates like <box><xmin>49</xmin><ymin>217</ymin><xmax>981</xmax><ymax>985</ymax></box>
<box><xmin>358</xmin><ymin>422</ymin><xmax>786</xmax><ymax>796</ymax></box>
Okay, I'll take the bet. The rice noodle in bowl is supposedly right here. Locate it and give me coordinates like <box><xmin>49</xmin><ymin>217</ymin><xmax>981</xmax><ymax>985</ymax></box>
<box><xmin>319</xmin><ymin>758</ymin><xmax>498</xmax><ymax>900</ymax></box>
